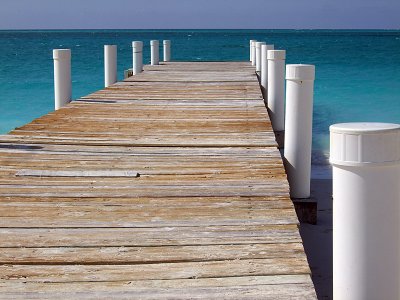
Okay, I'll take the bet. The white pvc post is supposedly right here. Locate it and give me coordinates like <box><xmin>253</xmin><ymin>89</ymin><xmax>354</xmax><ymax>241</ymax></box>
<box><xmin>249</xmin><ymin>40</ymin><xmax>256</xmax><ymax>61</ymax></box>
<box><xmin>260</xmin><ymin>44</ymin><xmax>275</xmax><ymax>95</ymax></box>
<box><xmin>284</xmin><ymin>64</ymin><xmax>315</xmax><ymax>198</ymax></box>
<box><xmin>251</xmin><ymin>40</ymin><xmax>257</xmax><ymax>66</ymax></box>
<box><xmin>104</xmin><ymin>45</ymin><xmax>117</xmax><ymax>87</ymax></box>
<box><xmin>330</xmin><ymin>123</ymin><xmax>400</xmax><ymax>300</ymax></box>
<box><xmin>267</xmin><ymin>50</ymin><xmax>286</xmax><ymax>131</ymax></box>
<box><xmin>255</xmin><ymin>42</ymin><xmax>265</xmax><ymax>72</ymax></box>
<box><xmin>163</xmin><ymin>40</ymin><xmax>171</xmax><ymax>62</ymax></box>
<box><xmin>53</xmin><ymin>49</ymin><xmax>71</xmax><ymax>110</ymax></box>
<box><xmin>150</xmin><ymin>40</ymin><xmax>159</xmax><ymax>65</ymax></box>
<box><xmin>132</xmin><ymin>41</ymin><xmax>143</xmax><ymax>75</ymax></box>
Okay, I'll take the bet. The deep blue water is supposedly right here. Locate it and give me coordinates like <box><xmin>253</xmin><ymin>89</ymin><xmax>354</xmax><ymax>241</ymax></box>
<box><xmin>0</xmin><ymin>30</ymin><xmax>399</xmax><ymax>175</ymax></box>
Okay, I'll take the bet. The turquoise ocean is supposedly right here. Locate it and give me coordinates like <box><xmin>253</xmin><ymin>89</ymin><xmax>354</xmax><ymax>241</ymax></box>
<box><xmin>0</xmin><ymin>30</ymin><xmax>399</xmax><ymax>177</ymax></box>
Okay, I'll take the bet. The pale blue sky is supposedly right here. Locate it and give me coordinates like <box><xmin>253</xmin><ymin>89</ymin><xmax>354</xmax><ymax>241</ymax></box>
<box><xmin>0</xmin><ymin>0</ymin><xmax>399</xmax><ymax>29</ymax></box>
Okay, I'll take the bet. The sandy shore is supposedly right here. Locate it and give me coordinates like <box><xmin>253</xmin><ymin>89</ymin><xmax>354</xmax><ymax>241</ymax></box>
<box><xmin>300</xmin><ymin>179</ymin><xmax>333</xmax><ymax>299</ymax></box>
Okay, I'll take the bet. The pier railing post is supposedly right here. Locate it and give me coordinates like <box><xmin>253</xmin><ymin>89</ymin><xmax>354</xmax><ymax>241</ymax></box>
<box><xmin>132</xmin><ymin>41</ymin><xmax>143</xmax><ymax>75</ymax></box>
<box><xmin>251</xmin><ymin>40</ymin><xmax>257</xmax><ymax>66</ymax></box>
<box><xmin>267</xmin><ymin>50</ymin><xmax>286</xmax><ymax>132</ymax></box>
<box><xmin>249</xmin><ymin>40</ymin><xmax>256</xmax><ymax>62</ymax></box>
<box><xmin>53</xmin><ymin>49</ymin><xmax>71</xmax><ymax>110</ymax></box>
<box><xmin>255</xmin><ymin>42</ymin><xmax>265</xmax><ymax>72</ymax></box>
<box><xmin>330</xmin><ymin>122</ymin><xmax>400</xmax><ymax>300</ymax></box>
<box><xmin>163</xmin><ymin>40</ymin><xmax>171</xmax><ymax>62</ymax></box>
<box><xmin>283</xmin><ymin>64</ymin><xmax>315</xmax><ymax>198</ymax></box>
<box><xmin>260</xmin><ymin>44</ymin><xmax>275</xmax><ymax>96</ymax></box>
<box><xmin>104</xmin><ymin>45</ymin><xmax>117</xmax><ymax>87</ymax></box>
<box><xmin>150</xmin><ymin>40</ymin><xmax>160</xmax><ymax>65</ymax></box>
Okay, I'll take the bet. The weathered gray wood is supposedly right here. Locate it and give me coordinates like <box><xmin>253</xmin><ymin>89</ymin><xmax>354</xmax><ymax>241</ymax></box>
<box><xmin>16</xmin><ymin>170</ymin><xmax>139</xmax><ymax>178</ymax></box>
<box><xmin>0</xmin><ymin>61</ymin><xmax>316</xmax><ymax>298</ymax></box>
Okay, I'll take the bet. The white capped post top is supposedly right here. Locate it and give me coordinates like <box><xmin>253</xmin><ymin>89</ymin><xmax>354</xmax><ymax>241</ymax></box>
<box><xmin>330</xmin><ymin>122</ymin><xmax>400</xmax><ymax>166</ymax></box>
<box><xmin>53</xmin><ymin>49</ymin><xmax>71</xmax><ymax>60</ymax></box>
<box><xmin>132</xmin><ymin>41</ymin><xmax>143</xmax><ymax>52</ymax></box>
<box><xmin>286</xmin><ymin>64</ymin><xmax>315</xmax><ymax>81</ymax></box>
<box><xmin>267</xmin><ymin>50</ymin><xmax>286</xmax><ymax>60</ymax></box>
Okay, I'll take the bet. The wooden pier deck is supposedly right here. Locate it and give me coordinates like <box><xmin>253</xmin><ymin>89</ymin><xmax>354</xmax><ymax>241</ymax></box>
<box><xmin>0</xmin><ymin>62</ymin><xmax>317</xmax><ymax>299</ymax></box>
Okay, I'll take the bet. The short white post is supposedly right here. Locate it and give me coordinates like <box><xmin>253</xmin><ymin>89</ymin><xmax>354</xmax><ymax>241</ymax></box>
<box><xmin>132</xmin><ymin>41</ymin><xmax>143</xmax><ymax>75</ymax></box>
<box><xmin>249</xmin><ymin>40</ymin><xmax>256</xmax><ymax>61</ymax></box>
<box><xmin>260</xmin><ymin>44</ymin><xmax>275</xmax><ymax>95</ymax></box>
<box><xmin>251</xmin><ymin>40</ymin><xmax>257</xmax><ymax>66</ymax></box>
<box><xmin>163</xmin><ymin>40</ymin><xmax>171</xmax><ymax>62</ymax></box>
<box><xmin>104</xmin><ymin>45</ymin><xmax>117</xmax><ymax>87</ymax></box>
<box><xmin>284</xmin><ymin>64</ymin><xmax>315</xmax><ymax>198</ymax></box>
<box><xmin>330</xmin><ymin>122</ymin><xmax>400</xmax><ymax>300</ymax></box>
<box><xmin>150</xmin><ymin>40</ymin><xmax>159</xmax><ymax>65</ymax></box>
<box><xmin>53</xmin><ymin>49</ymin><xmax>71</xmax><ymax>110</ymax></box>
<box><xmin>255</xmin><ymin>42</ymin><xmax>265</xmax><ymax>72</ymax></box>
<box><xmin>267</xmin><ymin>50</ymin><xmax>286</xmax><ymax>131</ymax></box>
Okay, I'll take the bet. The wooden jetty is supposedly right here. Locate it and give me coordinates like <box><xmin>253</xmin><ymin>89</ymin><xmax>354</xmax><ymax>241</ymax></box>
<box><xmin>0</xmin><ymin>61</ymin><xmax>317</xmax><ymax>299</ymax></box>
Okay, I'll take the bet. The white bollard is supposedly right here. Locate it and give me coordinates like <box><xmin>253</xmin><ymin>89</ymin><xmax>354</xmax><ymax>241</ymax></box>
<box><xmin>260</xmin><ymin>44</ymin><xmax>275</xmax><ymax>95</ymax></box>
<box><xmin>163</xmin><ymin>40</ymin><xmax>171</xmax><ymax>62</ymax></box>
<box><xmin>249</xmin><ymin>40</ymin><xmax>256</xmax><ymax>61</ymax></box>
<box><xmin>284</xmin><ymin>64</ymin><xmax>315</xmax><ymax>198</ymax></box>
<box><xmin>150</xmin><ymin>40</ymin><xmax>159</xmax><ymax>65</ymax></box>
<box><xmin>251</xmin><ymin>40</ymin><xmax>257</xmax><ymax>66</ymax></box>
<box><xmin>255</xmin><ymin>42</ymin><xmax>265</xmax><ymax>72</ymax></box>
<box><xmin>104</xmin><ymin>45</ymin><xmax>117</xmax><ymax>87</ymax></box>
<box><xmin>53</xmin><ymin>49</ymin><xmax>71</xmax><ymax>110</ymax></box>
<box><xmin>330</xmin><ymin>122</ymin><xmax>400</xmax><ymax>300</ymax></box>
<box><xmin>267</xmin><ymin>50</ymin><xmax>286</xmax><ymax>131</ymax></box>
<box><xmin>132</xmin><ymin>41</ymin><xmax>143</xmax><ymax>75</ymax></box>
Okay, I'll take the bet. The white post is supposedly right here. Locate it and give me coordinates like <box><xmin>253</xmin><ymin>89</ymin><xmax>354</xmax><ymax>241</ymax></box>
<box><xmin>330</xmin><ymin>122</ymin><xmax>400</xmax><ymax>300</ymax></box>
<box><xmin>132</xmin><ymin>41</ymin><xmax>143</xmax><ymax>75</ymax></box>
<box><xmin>150</xmin><ymin>40</ymin><xmax>159</xmax><ymax>65</ymax></box>
<box><xmin>260</xmin><ymin>44</ymin><xmax>275</xmax><ymax>95</ymax></box>
<box><xmin>267</xmin><ymin>50</ymin><xmax>286</xmax><ymax>131</ymax></box>
<box><xmin>249</xmin><ymin>40</ymin><xmax>256</xmax><ymax>61</ymax></box>
<box><xmin>251</xmin><ymin>40</ymin><xmax>257</xmax><ymax>66</ymax></box>
<box><xmin>104</xmin><ymin>45</ymin><xmax>117</xmax><ymax>87</ymax></box>
<box><xmin>163</xmin><ymin>40</ymin><xmax>171</xmax><ymax>62</ymax></box>
<box><xmin>284</xmin><ymin>64</ymin><xmax>315</xmax><ymax>198</ymax></box>
<box><xmin>255</xmin><ymin>42</ymin><xmax>265</xmax><ymax>72</ymax></box>
<box><xmin>53</xmin><ymin>49</ymin><xmax>71</xmax><ymax>110</ymax></box>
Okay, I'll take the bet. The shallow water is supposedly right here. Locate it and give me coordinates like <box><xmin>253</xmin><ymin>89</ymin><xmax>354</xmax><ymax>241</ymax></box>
<box><xmin>1</xmin><ymin>30</ymin><xmax>399</xmax><ymax>177</ymax></box>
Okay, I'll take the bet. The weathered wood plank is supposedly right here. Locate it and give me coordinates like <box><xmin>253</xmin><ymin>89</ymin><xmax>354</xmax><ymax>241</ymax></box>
<box><xmin>0</xmin><ymin>61</ymin><xmax>316</xmax><ymax>298</ymax></box>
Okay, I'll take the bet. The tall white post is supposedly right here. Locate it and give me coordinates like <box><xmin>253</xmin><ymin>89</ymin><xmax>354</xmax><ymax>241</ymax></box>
<box><xmin>150</xmin><ymin>40</ymin><xmax>159</xmax><ymax>65</ymax></box>
<box><xmin>267</xmin><ymin>50</ymin><xmax>286</xmax><ymax>131</ymax></box>
<box><xmin>104</xmin><ymin>45</ymin><xmax>117</xmax><ymax>87</ymax></box>
<box><xmin>251</xmin><ymin>40</ymin><xmax>257</xmax><ymax>66</ymax></box>
<box><xmin>163</xmin><ymin>40</ymin><xmax>171</xmax><ymax>62</ymax></box>
<box><xmin>260</xmin><ymin>44</ymin><xmax>275</xmax><ymax>95</ymax></box>
<box><xmin>284</xmin><ymin>64</ymin><xmax>315</xmax><ymax>198</ymax></box>
<box><xmin>331</xmin><ymin>122</ymin><xmax>400</xmax><ymax>300</ymax></box>
<box><xmin>132</xmin><ymin>41</ymin><xmax>143</xmax><ymax>75</ymax></box>
<box><xmin>255</xmin><ymin>42</ymin><xmax>265</xmax><ymax>72</ymax></box>
<box><xmin>249</xmin><ymin>40</ymin><xmax>256</xmax><ymax>61</ymax></box>
<box><xmin>53</xmin><ymin>49</ymin><xmax>71</xmax><ymax>110</ymax></box>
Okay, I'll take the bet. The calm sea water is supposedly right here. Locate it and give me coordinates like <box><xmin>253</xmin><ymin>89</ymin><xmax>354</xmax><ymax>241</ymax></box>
<box><xmin>0</xmin><ymin>30</ymin><xmax>399</xmax><ymax>177</ymax></box>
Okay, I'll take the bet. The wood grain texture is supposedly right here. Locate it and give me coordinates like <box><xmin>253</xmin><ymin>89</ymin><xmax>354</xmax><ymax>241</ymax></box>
<box><xmin>0</xmin><ymin>61</ymin><xmax>316</xmax><ymax>298</ymax></box>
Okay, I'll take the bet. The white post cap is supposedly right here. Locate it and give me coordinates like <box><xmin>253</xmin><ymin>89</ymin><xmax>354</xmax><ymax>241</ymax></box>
<box><xmin>286</xmin><ymin>64</ymin><xmax>315</xmax><ymax>81</ymax></box>
<box><xmin>250</xmin><ymin>39</ymin><xmax>256</xmax><ymax>43</ymax></box>
<box><xmin>150</xmin><ymin>40</ymin><xmax>159</xmax><ymax>46</ymax></box>
<box><xmin>53</xmin><ymin>49</ymin><xmax>71</xmax><ymax>60</ymax></box>
<box><xmin>267</xmin><ymin>50</ymin><xmax>286</xmax><ymax>60</ymax></box>
<box><xmin>330</xmin><ymin>122</ymin><xmax>400</xmax><ymax>167</ymax></box>
<box><xmin>163</xmin><ymin>40</ymin><xmax>171</xmax><ymax>45</ymax></box>
<box><xmin>256</xmin><ymin>41</ymin><xmax>266</xmax><ymax>48</ymax></box>
<box><xmin>132</xmin><ymin>41</ymin><xmax>143</xmax><ymax>52</ymax></box>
